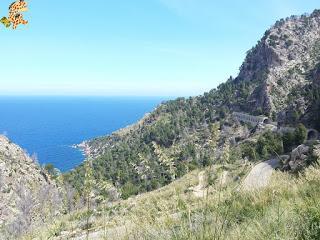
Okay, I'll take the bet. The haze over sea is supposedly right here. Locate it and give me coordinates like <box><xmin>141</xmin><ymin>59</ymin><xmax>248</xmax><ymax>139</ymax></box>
<box><xmin>0</xmin><ymin>97</ymin><xmax>168</xmax><ymax>172</ymax></box>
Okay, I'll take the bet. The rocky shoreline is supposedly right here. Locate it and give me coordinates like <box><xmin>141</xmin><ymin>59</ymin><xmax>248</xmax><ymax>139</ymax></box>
<box><xmin>73</xmin><ymin>141</ymin><xmax>91</xmax><ymax>158</ymax></box>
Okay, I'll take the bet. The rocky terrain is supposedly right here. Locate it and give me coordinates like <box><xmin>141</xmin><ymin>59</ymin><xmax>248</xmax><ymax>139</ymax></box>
<box><xmin>3</xmin><ymin>8</ymin><xmax>320</xmax><ymax>240</ymax></box>
<box><xmin>66</xmin><ymin>10</ymin><xmax>320</xmax><ymax>200</ymax></box>
<box><xmin>0</xmin><ymin>135</ymin><xmax>60</xmax><ymax>237</ymax></box>
<box><xmin>237</xmin><ymin>11</ymin><xmax>320</xmax><ymax>114</ymax></box>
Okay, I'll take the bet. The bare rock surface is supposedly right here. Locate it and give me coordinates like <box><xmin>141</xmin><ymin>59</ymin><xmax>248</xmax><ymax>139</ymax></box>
<box><xmin>242</xmin><ymin>159</ymin><xmax>280</xmax><ymax>191</ymax></box>
<box><xmin>235</xmin><ymin>10</ymin><xmax>320</xmax><ymax>117</ymax></box>
<box><xmin>188</xmin><ymin>171</ymin><xmax>208</xmax><ymax>198</ymax></box>
<box><xmin>281</xmin><ymin>143</ymin><xmax>320</xmax><ymax>172</ymax></box>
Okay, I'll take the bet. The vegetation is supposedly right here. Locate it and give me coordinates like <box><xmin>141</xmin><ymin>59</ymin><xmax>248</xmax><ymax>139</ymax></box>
<box><xmin>22</xmin><ymin>163</ymin><xmax>320</xmax><ymax>240</ymax></box>
<box><xmin>304</xmin><ymin>83</ymin><xmax>320</xmax><ymax>131</ymax></box>
<box><xmin>4</xmin><ymin>9</ymin><xmax>320</xmax><ymax>240</ymax></box>
<box><xmin>240</xmin><ymin>131</ymin><xmax>283</xmax><ymax>162</ymax></box>
<box><xmin>83</xmin><ymin>160</ymin><xmax>95</xmax><ymax>240</ymax></box>
<box><xmin>63</xmin><ymin>75</ymin><xmax>315</xmax><ymax>199</ymax></box>
<box><xmin>282</xmin><ymin>124</ymin><xmax>307</xmax><ymax>152</ymax></box>
<box><xmin>64</xmin><ymin>96</ymin><xmax>216</xmax><ymax>198</ymax></box>
<box><xmin>44</xmin><ymin>163</ymin><xmax>59</xmax><ymax>179</ymax></box>
<box><xmin>63</xmin><ymin>74</ymin><xmax>268</xmax><ymax>200</ymax></box>
<box><xmin>256</xmin><ymin>131</ymin><xmax>284</xmax><ymax>159</ymax></box>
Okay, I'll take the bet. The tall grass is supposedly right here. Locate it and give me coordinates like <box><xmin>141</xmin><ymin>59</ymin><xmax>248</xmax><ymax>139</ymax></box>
<box><xmin>22</xmin><ymin>165</ymin><xmax>320</xmax><ymax>240</ymax></box>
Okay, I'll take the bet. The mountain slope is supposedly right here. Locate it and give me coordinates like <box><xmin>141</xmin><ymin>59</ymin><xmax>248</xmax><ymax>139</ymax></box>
<box><xmin>0</xmin><ymin>135</ymin><xmax>61</xmax><ymax>237</ymax></box>
<box><xmin>26</xmin><ymin>162</ymin><xmax>320</xmax><ymax>240</ymax></box>
<box><xmin>65</xmin><ymin>10</ymin><xmax>320</xmax><ymax>198</ymax></box>
<box><xmin>235</xmin><ymin>10</ymin><xmax>320</xmax><ymax>120</ymax></box>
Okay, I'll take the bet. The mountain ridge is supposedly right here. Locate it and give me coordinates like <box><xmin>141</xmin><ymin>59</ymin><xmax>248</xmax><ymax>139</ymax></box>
<box><xmin>64</xmin><ymin>9</ymin><xmax>320</xmax><ymax>199</ymax></box>
<box><xmin>2</xmin><ymin>8</ymin><xmax>320</xmax><ymax>239</ymax></box>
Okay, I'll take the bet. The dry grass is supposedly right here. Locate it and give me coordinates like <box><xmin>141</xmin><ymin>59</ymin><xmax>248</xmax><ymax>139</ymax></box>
<box><xmin>22</xmin><ymin>163</ymin><xmax>320</xmax><ymax>240</ymax></box>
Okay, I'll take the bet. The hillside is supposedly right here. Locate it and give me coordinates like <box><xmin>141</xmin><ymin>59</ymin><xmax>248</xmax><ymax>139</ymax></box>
<box><xmin>0</xmin><ymin>135</ymin><xmax>61</xmax><ymax>238</ymax></box>
<box><xmin>65</xmin><ymin>10</ymin><xmax>320</xmax><ymax>199</ymax></box>
<box><xmin>24</xmin><ymin>157</ymin><xmax>320</xmax><ymax>240</ymax></box>
<box><xmin>236</xmin><ymin>10</ymin><xmax>320</xmax><ymax>127</ymax></box>
<box><xmin>3</xmin><ymin>8</ymin><xmax>320</xmax><ymax>240</ymax></box>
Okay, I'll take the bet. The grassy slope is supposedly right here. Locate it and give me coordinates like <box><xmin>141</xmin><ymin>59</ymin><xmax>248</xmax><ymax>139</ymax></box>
<box><xmin>24</xmin><ymin>161</ymin><xmax>320</xmax><ymax>240</ymax></box>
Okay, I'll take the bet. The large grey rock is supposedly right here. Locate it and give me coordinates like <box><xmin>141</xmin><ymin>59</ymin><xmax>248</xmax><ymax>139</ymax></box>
<box><xmin>242</xmin><ymin>159</ymin><xmax>280</xmax><ymax>191</ymax></box>
<box><xmin>291</xmin><ymin>145</ymin><xmax>310</xmax><ymax>162</ymax></box>
<box><xmin>281</xmin><ymin>144</ymin><xmax>315</xmax><ymax>172</ymax></box>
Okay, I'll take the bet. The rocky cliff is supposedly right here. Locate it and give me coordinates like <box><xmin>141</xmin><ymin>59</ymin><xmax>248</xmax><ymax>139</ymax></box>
<box><xmin>236</xmin><ymin>10</ymin><xmax>320</xmax><ymax>119</ymax></box>
<box><xmin>0</xmin><ymin>135</ymin><xmax>60</xmax><ymax>236</ymax></box>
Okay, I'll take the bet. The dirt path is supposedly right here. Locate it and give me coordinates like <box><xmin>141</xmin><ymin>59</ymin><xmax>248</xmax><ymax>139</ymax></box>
<box><xmin>242</xmin><ymin>159</ymin><xmax>280</xmax><ymax>191</ymax></box>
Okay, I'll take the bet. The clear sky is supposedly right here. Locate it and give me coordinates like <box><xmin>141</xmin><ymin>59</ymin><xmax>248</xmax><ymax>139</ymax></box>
<box><xmin>0</xmin><ymin>0</ymin><xmax>319</xmax><ymax>97</ymax></box>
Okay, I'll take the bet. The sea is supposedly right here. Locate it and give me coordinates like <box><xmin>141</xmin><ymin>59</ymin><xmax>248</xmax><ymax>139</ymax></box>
<box><xmin>0</xmin><ymin>96</ymin><xmax>168</xmax><ymax>172</ymax></box>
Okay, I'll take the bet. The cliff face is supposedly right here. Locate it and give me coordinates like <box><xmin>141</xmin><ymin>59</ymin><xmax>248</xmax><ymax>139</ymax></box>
<box><xmin>236</xmin><ymin>10</ymin><xmax>320</xmax><ymax>115</ymax></box>
<box><xmin>0</xmin><ymin>135</ymin><xmax>60</xmax><ymax>234</ymax></box>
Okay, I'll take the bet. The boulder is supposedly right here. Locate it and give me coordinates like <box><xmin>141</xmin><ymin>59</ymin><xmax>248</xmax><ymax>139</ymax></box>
<box><xmin>281</xmin><ymin>144</ymin><xmax>312</xmax><ymax>172</ymax></box>
<box><xmin>188</xmin><ymin>171</ymin><xmax>208</xmax><ymax>198</ymax></box>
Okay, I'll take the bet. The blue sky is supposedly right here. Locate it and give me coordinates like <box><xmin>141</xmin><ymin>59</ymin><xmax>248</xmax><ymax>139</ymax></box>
<box><xmin>0</xmin><ymin>0</ymin><xmax>319</xmax><ymax>97</ymax></box>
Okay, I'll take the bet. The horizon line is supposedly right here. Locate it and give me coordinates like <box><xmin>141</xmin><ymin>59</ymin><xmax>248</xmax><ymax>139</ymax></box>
<box><xmin>0</xmin><ymin>94</ymin><xmax>183</xmax><ymax>98</ymax></box>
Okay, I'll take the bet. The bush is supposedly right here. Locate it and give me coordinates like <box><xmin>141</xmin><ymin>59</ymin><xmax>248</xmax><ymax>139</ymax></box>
<box><xmin>282</xmin><ymin>131</ymin><xmax>295</xmax><ymax>152</ymax></box>
<box><xmin>282</xmin><ymin>124</ymin><xmax>308</xmax><ymax>153</ymax></box>
<box><xmin>294</xmin><ymin>123</ymin><xmax>307</xmax><ymax>145</ymax></box>
<box><xmin>44</xmin><ymin>163</ymin><xmax>59</xmax><ymax>178</ymax></box>
<box><xmin>256</xmin><ymin>131</ymin><xmax>283</xmax><ymax>160</ymax></box>
<box><xmin>240</xmin><ymin>141</ymin><xmax>258</xmax><ymax>161</ymax></box>
<box><xmin>121</xmin><ymin>182</ymin><xmax>139</xmax><ymax>200</ymax></box>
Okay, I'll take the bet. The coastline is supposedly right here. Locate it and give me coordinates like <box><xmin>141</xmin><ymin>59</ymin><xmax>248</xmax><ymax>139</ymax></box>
<box><xmin>72</xmin><ymin>110</ymin><xmax>157</xmax><ymax>162</ymax></box>
<box><xmin>73</xmin><ymin>141</ymin><xmax>91</xmax><ymax>158</ymax></box>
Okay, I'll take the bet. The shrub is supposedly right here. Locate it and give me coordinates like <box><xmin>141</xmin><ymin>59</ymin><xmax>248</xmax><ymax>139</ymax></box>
<box><xmin>240</xmin><ymin>141</ymin><xmax>258</xmax><ymax>161</ymax></box>
<box><xmin>121</xmin><ymin>182</ymin><xmax>139</xmax><ymax>200</ymax></box>
<box><xmin>282</xmin><ymin>131</ymin><xmax>295</xmax><ymax>152</ymax></box>
<box><xmin>256</xmin><ymin>131</ymin><xmax>283</xmax><ymax>159</ymax></box>
<box><xmin>44</xmin><ymin>163</ymin><xmax>59</xmax><ymax>179</ymax></box>
<box><xmin>294</xmin><ymin>123</ymin><xmax>307</xmax><ymax>145</ymax></box>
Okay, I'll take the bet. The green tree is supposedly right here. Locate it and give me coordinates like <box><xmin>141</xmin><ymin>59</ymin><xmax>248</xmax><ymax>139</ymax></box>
<box><xmin>209</xmin><ymin>122</ymin><xmax>220</xmax><ymax>150</ymax></box>
<box><xmin>294</xmin><ymin>123</ymin><xmax>307</xmax><ymax>145</ymax></box>
<box><xmin>221</xmin><ymin>141</ymin><xmax>230</xmax><ymax>163</ymax></box>
<box><xmin>282</xmin><ymin>131</ymin><xmax>295</xmax><ymax>152</ymax></box>
<box><xmin>44</xmin><ymin>163</ymin><xmax>59</xmax><ymax>179</ymax></box>
<box><xmin>153</xmin><ymin>142</ymin><xmax>176</xmax><ymax>181</ymax></box>
<box><xmin>240</xmin><ymin>141</ymin><xmax>258</xmax><ymax>161</ymax></box>
<box><xmin>121</xmin><ymin>182</ymin><xmax>139</xmax><ymax>200</ymax></box>
<box><xmin>256</xmin><ymin>131</ymin><xmax>283</xmax><ymax>160</ymax></box>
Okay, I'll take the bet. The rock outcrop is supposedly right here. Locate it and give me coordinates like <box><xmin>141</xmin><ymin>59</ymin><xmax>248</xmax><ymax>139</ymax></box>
<box><xmin>188</xmin><ymin>171</ymin><xmax>208</xmax><ymax>198</ymax></box>
<box><xmin>281</xmin><ymin>142</ymin><xmax>320</xmax><ymax>172</ymax></box>
<box><xmin>242</xmin><ymin>159</ymin><xmax>280</xmax><ymax>191</ymax></box>
<box><xmin>0</xmin><ymin>135</ymin><xmax>60</xmax><ymax>236</ymax></box>
<box><xmin>235</xmin><ymin>10</ymin><xmax>320</xmax><ymax>117</ymax></box>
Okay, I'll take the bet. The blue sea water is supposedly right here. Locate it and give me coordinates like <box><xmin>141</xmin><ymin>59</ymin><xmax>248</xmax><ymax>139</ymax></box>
<box><xmin>0</xmin><ymin>97</ymin><xmax>168</xmax><ymax>172</ymax></box>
